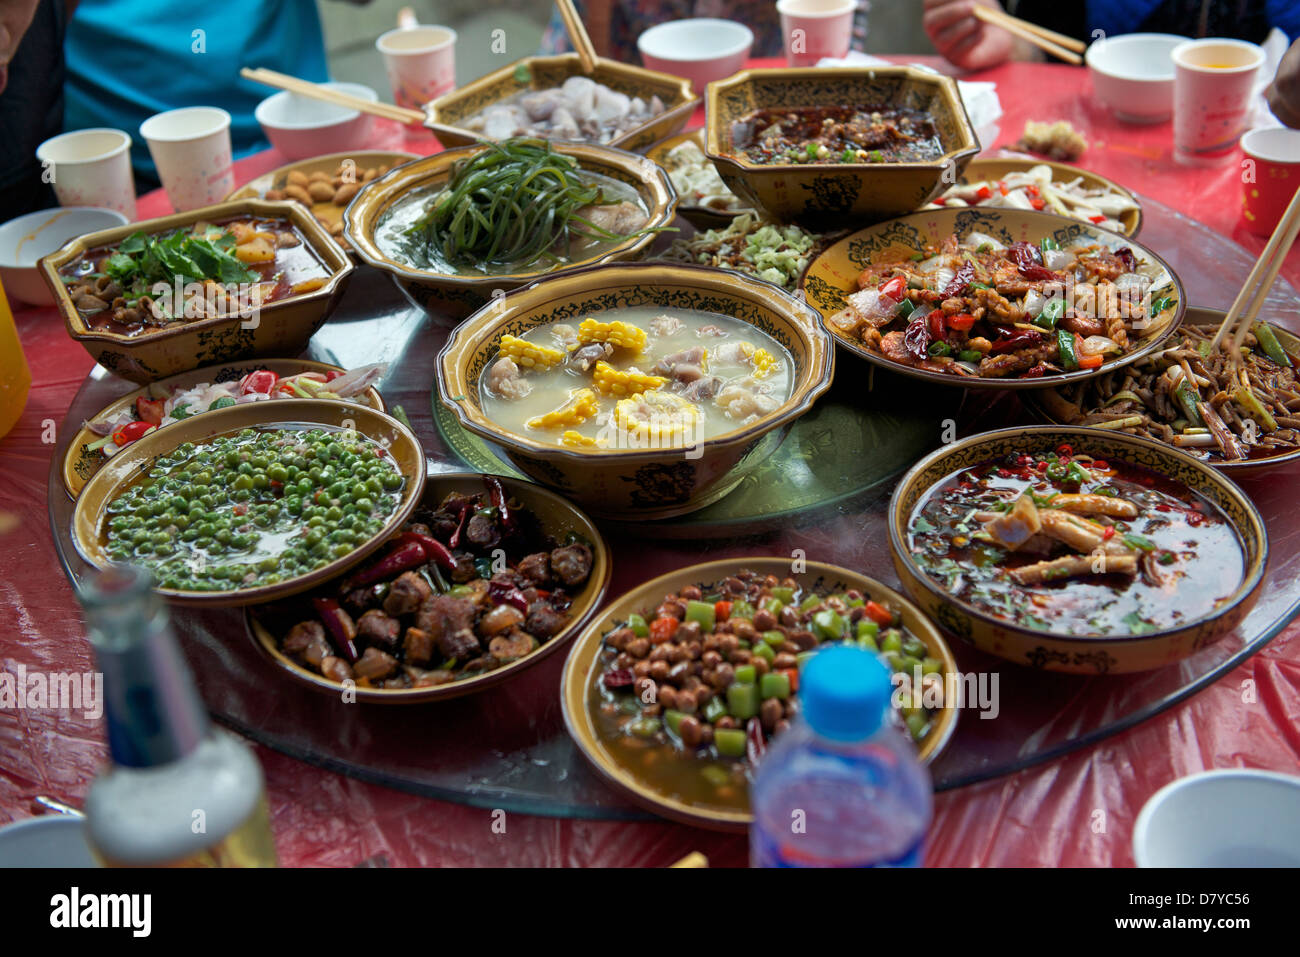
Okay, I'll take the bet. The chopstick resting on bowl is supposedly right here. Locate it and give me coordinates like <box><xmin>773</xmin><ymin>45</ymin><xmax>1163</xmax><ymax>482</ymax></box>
<box><xmin>241</xmin><ymin>67</ymin><xmax>426</xmax><ymax>125</ymax></box>
<box><xmin>972</xmin><ymin>6</ymin><xmax>1084</xmax><ymax>64</ymax></box>
<box><xmin>1210</xmin><ymin>184</ymin><xmax>1300</xmax><ymax>356</ymax></box>
<box><xmin>555</xmin><ymin>0</ymin><xmax>599</xmax><ymax>74</ymax></box>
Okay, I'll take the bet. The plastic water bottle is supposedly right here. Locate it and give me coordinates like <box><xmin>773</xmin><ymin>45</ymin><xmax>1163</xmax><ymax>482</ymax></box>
<box><xmin>750</xmin><ymin>645</ymin><xmax>932</xmax><ymax>867</ymax></box>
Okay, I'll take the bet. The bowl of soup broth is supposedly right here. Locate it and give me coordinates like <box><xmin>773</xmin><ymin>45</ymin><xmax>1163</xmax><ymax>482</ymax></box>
<box><xmin>437</xmin><ymin>262</ymin><xmax>835</xmax><ymax>519</ymax></box>
<box><xmin>888</xmin><ymin>426</ymin><xmax>1268</xmax><ymax>674</ymax></box>
<box><xmin>344</xmin><ymin>138</ymin><xmax>677</xmax><ymax>316</ymax></box>
<box><xmin>40</xmin><ymin>198</ymin><xmax>353</xmax><ymax>384</ymax></box>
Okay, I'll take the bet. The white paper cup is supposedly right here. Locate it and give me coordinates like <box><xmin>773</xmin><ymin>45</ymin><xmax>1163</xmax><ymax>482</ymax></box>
<box><xmin>35</xmin><ymin>128</ymin><xmax>137</xmax><ymax>221</ymax></box>
<box><xmin>1172</xmin><ymin>38</ymin><xmax>1265</xmax><ymax>165</ymax></box>
<box><xmin>376</xmin><ymin>25</ymin><xmax>457</xmax><ymax>113</ymax></box>
<box><xmin>139</xmin><ymin>107</ymin><xmax>235</xmax><ymax>213</ymax></box>
<box><xmin>777</xmin><ymin>0</ymin><xmax>855</xmax><ymax>68</ymax></box>
<box><xmin>1133</xmin><ymin>769</ymin><xmax>1300</xmax><ymax>867</ymax></box>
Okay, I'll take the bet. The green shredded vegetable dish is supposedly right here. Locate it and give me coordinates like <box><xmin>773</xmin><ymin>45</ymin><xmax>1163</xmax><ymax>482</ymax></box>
<box><xmin>660</xmin><ymin>213</ymin><xmax>818</xmax><ymax>290</ymax></box>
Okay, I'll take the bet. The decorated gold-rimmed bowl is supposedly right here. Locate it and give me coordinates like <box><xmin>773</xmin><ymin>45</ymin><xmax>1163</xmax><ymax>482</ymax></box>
<box><xmin>930</xmin><ymin>156</ymin><xmax>1144</xmax><ymax>237</ymax></box>
<box><xmin>244</xmin><ymin>471</ymin><xmax>611</xmax><ymax>704</ymax></box>
<box><xmin>704</xmin><ymin>67</ymin><xmax>980</xmax><ymax>226</ymax></box>
<box><xmin>887</xmin><ymin>426</ymin><xmax>1268</xmax><ymax>675</ymax></box>
<box><xmin>343</xmin><ymin>142</ymin><xmax>678</xmax><ymax>317</ymax></box>
<box><xmin>71</xmin><ymin>400</ymin><xmax>426</xmax><ymax>608</ymax></box>
<box><xmin>561</xmin><ymin>557</ymin><xmax>960</xmax><ymax>831</ymax></box>
<box><xmin>61</xmin><ymin>357</ymin><xmax>387</xmax><ymax>499</ymax></box>
<box><xmin>425</xmin><ymin>53</ymin><xmax>698</xmax><ymax>154</ymax></box>
<box><xmin>435</xmin><ymin>261</ymin><xmax>835</xmax><ymax>520</ymax></box>
<box><xmin>41</xmin><ymin>198</ymin><xmax>353</xmax><ymax>385</ymax></box>
<box><xmin>645</xmin><ymin>128</ymin><xmax>752</xmax><ymax>230</ymax></box>
<box><xmin>800</xmin><ymin>206</ymin><xmax>1185</xmax><ymax>390</ymax></box>
<box><xmin>1026</xmin><ymin>306</ymin><xmax>1300</xmax><ymax>478</ymax></box>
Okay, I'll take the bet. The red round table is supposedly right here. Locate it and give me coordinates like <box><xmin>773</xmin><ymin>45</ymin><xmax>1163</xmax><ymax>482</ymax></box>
<box><xmin>2</xmin><ymin>58</ymin><xmax>1298</xmax><ymax>867</ymax></box>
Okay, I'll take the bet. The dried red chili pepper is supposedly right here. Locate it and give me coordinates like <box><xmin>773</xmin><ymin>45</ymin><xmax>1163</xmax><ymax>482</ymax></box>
<box><xmin>903</xmin><ymin>315</ymin><xmax>932</xmax><ymax>360</ymax></box>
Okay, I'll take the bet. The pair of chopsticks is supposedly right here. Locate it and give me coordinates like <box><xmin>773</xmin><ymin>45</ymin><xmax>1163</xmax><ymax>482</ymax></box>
<box><xmin>973</xmin><ymin>5</ymin><xmax>1084</xmax><ymax>64</ymax></box>
<box><xmin>555</xmin><ymin>0</ymin><xmax>599</xmax><ymax>74</ymax></box>
<box><xmin>1210</xmin><ymin>185</ymin><xmax>1300</xmax><ymax>355</ymax></box>
<box><xmin>241</xmin><ymin>67</ymin><xmax>426</xmax><ymax>125</ymax></box>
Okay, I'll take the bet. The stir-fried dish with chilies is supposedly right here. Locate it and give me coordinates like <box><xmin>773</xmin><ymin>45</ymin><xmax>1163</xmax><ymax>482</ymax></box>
<box><xmin>266</xmin><ymin>479</ymin><xmax>595</xmax><ymax>689</ymax></box>
<box><xmin>1036</xmin><ymin>323</ymin><xmax>1300</xmax><ymax>464</ymax></box>
<box><xmin>730</xmin><ymin>106</ymin><xmax>945</xmax><ymax>165</ymax></box>
<box><xmin>591</xmin><ymin>569</ymin><xmax>944</xmax><ymax>812</ymax></box>
<box><xmin>829</xmin><ymin>233</ymin><xmax>1176</xmax><ymax>379</ymax></box>
<box><xmin>907</xmin><ymin>446</ymin><xmax>1244</xmax><ymax>637</ymax></box>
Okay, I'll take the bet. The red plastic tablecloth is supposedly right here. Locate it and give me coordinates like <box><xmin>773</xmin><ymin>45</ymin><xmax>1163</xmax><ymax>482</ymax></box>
<box><xmin>2</xmin><ymin>58</ymin><xmax>1298</xmax><ymax>868</ymax></box>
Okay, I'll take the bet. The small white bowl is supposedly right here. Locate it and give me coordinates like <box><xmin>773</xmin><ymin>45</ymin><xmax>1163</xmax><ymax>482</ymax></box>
<box><xmin>637</xmin><ymin>19</ymin><xmax>754</xmax><ymax>93</ymax></box>
<box><xmin>0</xmin><ymin>816</ymin><xmax>97</xmax><ymax>867</ymax></box>
<box><xmin>0</xmin><ymin>206</ymin><xmax>129</xmax><ymax>306</ymax></box>
<box><xmin>1133</xmin><ymin>769</ymin><xmax>1300</xmax><ymax>867</ymax></box>
<box><xmin>254</xmin><ymin>82</ymin><xmax>379</xmax><ymax>161</ymax></box>
<box><xmin>1086</xmin><ymin>33</ymin><xmax>1186</xmax><ymax>124</ymax></box>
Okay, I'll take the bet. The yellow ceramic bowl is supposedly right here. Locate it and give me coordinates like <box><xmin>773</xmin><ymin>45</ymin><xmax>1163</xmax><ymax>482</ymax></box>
<box><xmin>800</xmin><ymin>206</ymin><xmax>1185</xmax><ymax>390</ymax></box>
<box><xmin>61</xmin><ymin>357</ymin><xmax>386</xmax><ymax>499</ymax></box>
<box><xmin>704</xmin><ymin>67</ymin><xmax>980</xmax><ymax>226</ymax></box>
<box><xmin>41</xmin><ymin>199</ymin><xmax>354</xmax><ymax>385</ymax></box>
<box><xmin>1026</xmin><ymin>306</ymin><xmax>1300</xmax><ymax>478</ymax></box>
<box><xmin>245</xmin><ymin>471</ymin><xmax>612</xmax><ymax>704</ymax></box>
<box><xmin>561</xmin><ymin>557</ymin><xmax>960</xmax><ymax>831</ymax></box>
<box><xmin>426</xmin><ymin>53</ymin><xmax>698</xmax><ymax>154</ymax></box>
<box><xmin>929</xmin><ymin>156</ymin><xmax>1144</xmax><ymax>237</ymax></box>
<box><xmin>888</xmin><ymin>426</ymin><xmax>1268</xmax><ymax>675</ymax></box>
<box><xmin>645</xmin><ymin>128</ymin><xmax>752</xmax><ymax>230</ymax></box>
<box><xmin>436</xmin><ymin>261</ymin><xmax>835</xmax><ymax>520</ymax></box>
<box><xmin>343</xmin><ymin>142</ymin><xmax>678</xmax><ymax>316</ymax></box>
<box><xmin>71</xmin><ymin>400</ymin><xmax>426</xmax><ymax>607</ymax></box>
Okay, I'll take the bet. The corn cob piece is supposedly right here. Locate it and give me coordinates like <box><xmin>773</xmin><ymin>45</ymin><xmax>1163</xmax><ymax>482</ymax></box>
<box><xmin>498</xmin><ymin>334</ymin><xmax>564</xmax><ymax>371</ymax></box>
<box><xmin>561</xmin><ymin>430</ymin><xmax>605</xmax><ymax>448</ymax></box>
<box><xmin>750</xmin><ymin>348</ymin><xmax>778</xmax><ymax>379</ymax></box>
<box><xmin>577</xmin><ymin>318</ymin><xmax>648</xmax><ymax>353</ymax></box>
<box><xmin>614</xmin><ymin>391</ymin><xmax>699</xmax><ymax>447</ymax></box>
<box><xmin>592</xmin><ymin>361</ymin><xmax>666</xmax><ymax>397</ymax></box>
<box><xmin>527</xmin><ymin>388</ymin><xmax>600</xmax><ymax>430</ymax></box>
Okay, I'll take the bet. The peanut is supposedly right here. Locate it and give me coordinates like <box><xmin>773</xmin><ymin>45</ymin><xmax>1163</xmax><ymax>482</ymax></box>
<box><xmin>307</xmin><ymin>181</ymin><xmax>335</xmax><ymax>202</ymax></box>
<box><xmin>332</xmin><ymin>182</ymin><xmax>359</xmax><ymax>205</ymax></box>
<box><xmin>284</xmin><ymin>184</ymin><xmax>312</xmax><ymax>205</ymax></box>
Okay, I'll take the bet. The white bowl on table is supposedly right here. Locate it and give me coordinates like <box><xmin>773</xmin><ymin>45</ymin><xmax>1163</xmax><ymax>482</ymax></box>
<box><xmin>0</xmin><ymin>206</ymin><xmax>129</xmax><ymax>307</ymax></box>
<box><xmin>637</xmin><ymin>19</ymin><xmax>754</xmax><ymax>92</ymax></box>
<box><xmin>0</xmin><ymin>815</ymin><xmax>98</xmax><ymax>867</ymax></box>
<box><xmin>1133</xmin><ymin>769</ymin><xmax>1300</xmax><ymax>867</ymax></box>
<box><xmin>1086</xmin><ymin>33</ymin><xmax>1186</xmax><ymax>124</ymax></box>
<box><xmin>254</xmin><ymin>82</ymin><xmax>379</xmax><ymax>161</ymax></box>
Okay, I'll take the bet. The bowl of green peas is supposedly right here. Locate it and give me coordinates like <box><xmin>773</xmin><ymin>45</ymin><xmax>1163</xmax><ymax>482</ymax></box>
<box><xmin>561</xmin><ymin>557</ymin><xmax>959</xmax><ymax>831</ymax></box>
<box><xmin>71</xmin><ymin>399</ymin><xmax>427</xmax><ymax>606</ymax></box>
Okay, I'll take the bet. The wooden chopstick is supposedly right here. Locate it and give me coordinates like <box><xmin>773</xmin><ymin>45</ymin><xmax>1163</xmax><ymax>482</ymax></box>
<box><xmin>556</xmin><ymin>0</ymin><xmax>598</xmax><ymax>74</ymax></box>
<box><xmin>973</xmin><ymin>6</ymin><xmax>1083</xmax><ymax>64</ymax></box>
<box><xmin>1211</xmin><ymin>185</ymin><xmax>1300</xmax><ymax>352</ymax></box>
<box><xmin>241</xmin><ymin>67</ymin><xmax>426</xmax><ymax>124</ymax></box>
<box><xmin>977</xmin><ymin>4</ymin><xmax>1086</xmax><ymax>53</ymax></box>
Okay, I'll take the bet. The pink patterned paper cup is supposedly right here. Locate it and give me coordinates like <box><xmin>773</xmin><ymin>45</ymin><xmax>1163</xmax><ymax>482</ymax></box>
<box><xmin>1172</xmin><ymin>38</ymin><xmax>1264</xmax><ymax>166</ymax></box>
<box><xmin>140</xmin><ymin>107</ymin><xmax>236</xmax><ymax>213</ymax></box>
<box><xmin>777</xmin><ymin>0</ymin><xmax>855</xmax><ymax>68</ymax></box>
<box><xmin>376</xmin><ymin>25</ymin><xmax>457</xmax><ymax>115</ymax></box>
<box><xmin>35</xmin><ymin>128</ymin><xmax>137</xmax><ymax>221</ymax></box>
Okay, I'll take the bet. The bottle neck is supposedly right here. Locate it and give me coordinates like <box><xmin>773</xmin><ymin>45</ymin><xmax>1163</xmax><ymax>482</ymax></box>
<box><xmin>81</xmin><ymin>567</ymin><xmax>210</xmax><ymax>769</ymax></box>
<box><xmin>97</xmin><ymin>626</ymin><xmax>210</xmax><ymax>768</ymax></box>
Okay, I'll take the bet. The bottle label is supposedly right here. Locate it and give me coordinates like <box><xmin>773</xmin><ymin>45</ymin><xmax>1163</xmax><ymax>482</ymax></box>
<box><xmin>750</xmin><ymin>826</ymin><xmax>924</xmax><ymax>868</ymax></box>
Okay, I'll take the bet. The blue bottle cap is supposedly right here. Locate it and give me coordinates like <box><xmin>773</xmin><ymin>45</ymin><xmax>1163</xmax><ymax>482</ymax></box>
<box><xmin>800</xmin><ymin>645</ymin><xmax>891</xmax><ymax>742</ymax></box>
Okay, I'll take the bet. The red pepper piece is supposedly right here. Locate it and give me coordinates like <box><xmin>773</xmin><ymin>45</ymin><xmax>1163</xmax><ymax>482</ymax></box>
<box><xmin>313</xmin><ymin>597</ymin><xmax>359</xmax><ymax>662</ymax></box>
<box><xmin>940</xmin><ymin>261</ymin><xmax>974</xmax><ymax>299</ymax></box>
<box><xmin>238</xmin><ymin>370</ymin><xmax>278</xmax><ymax>395</ymax></box>
<box><xmin>903</xmin><ymin>315</ymin><xmax>932</xmax><ymax>361</ymax></box>
<box><xmin>344</xmin><ymin>540</ymin><xmax>427</xmax><ymax>590</ymax></box>
<box><xmin>877</xmin><ymin>275</ymin><xmax>907</xmax><ymax>300</ymax></box>
<box><xmin>488</xmin><ymin>579</ymin><xmax>529</xmax><ymax>612</ymax></box>
<box><xmin>989</xmin><ymin>328</ymin><xmax>1045</xmax><ymax>352</ymax></box>
<box><xmin>111</xmin><ymin>420</ymin><xmax>155</xmax><ymax>446</ymax></box>
<box><xmin>603</xmin><ymin>668</ymin><xmax>634</xmax><ymax>690</ymax></box>
<box><xmin>448</xmin><ymin>503</ymin><xmax>470</xmax><ymax>549</ymax></box>
<box><xmin>947</xmin><ymin>312</ymin><xmax>976</xmax><ymax>331</ymax></box>
<box><xmin>392</xmin><ymin>531</ymin><xmax>458</xmax><ymax>572</ymax></box>
<box><xmin>928</xmin><ymin>311</ymin><xmax>946</xmax><ymax>339</ymax></box>
<box><xmin>483</xmin><ymin>476</ymin><xmax>515</xmax><ymax>533</ymax></box>
<box><xmin>135</xmin><ymin>396</ymin><xmax>165</xmax><ymax>425</ymax></box>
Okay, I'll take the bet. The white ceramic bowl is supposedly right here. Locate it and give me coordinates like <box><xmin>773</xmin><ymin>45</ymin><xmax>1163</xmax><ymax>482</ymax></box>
<box><xmin>254</xmin><ymin>82</ymin><xmax>379</xmax><ymax>161</ymax></box>
<box><xmin>0</xmin><ymin>816</ymin><xmax>98</xmax><ymax>867</ymax></box>
<box><xmin>637</xmin><ymin>19</ymin><xmax>754</xmax><ymax>93</ymax></box>
<box><xmin>1086</xmin><ymin>33</ymin><xmax>1186</xmax><ymax>123</ymax></box>
<box><xmin>1133</xmin><ymin>769</ymin><xmax>1300</xmax><ymax>867</ymax></box>
<box><xmin>0</xmin><ymin>206</ymin><xmax>129</xmax><ymax>306</ymax></box>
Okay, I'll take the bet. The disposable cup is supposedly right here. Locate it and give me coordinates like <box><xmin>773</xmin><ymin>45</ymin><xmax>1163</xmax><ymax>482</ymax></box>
<box><xmin>776</xmin><ymin>0</ymin><xmax>855</xmax><ymax>68</ymax></box>
<box><xmin>139</xmin><ymin>107</ymin><xmax>235</xmax><ymax>212</ymax></box>
<box><xmin>1172</xmin><ymin>38</ymin><xmax>1265</xmax><ymax>165</ymax></box>
<box><xmin>34</xmin><ymin>128</ymin><xmax>137</xmax><ymax>220</ymax></box>
<box><xmin>376</xmin><ymin>25</ymin><xmax>457</xmax><ymax>113</ymax></box>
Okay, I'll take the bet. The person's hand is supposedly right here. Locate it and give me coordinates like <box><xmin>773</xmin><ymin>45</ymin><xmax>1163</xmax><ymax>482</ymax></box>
<box><xmin>923</xmin><ymin>0</ymin><xmax>1014</xmax><ymax>72</ymax></box>
<box><xmin>1265</xmin><ymin>38</ymin><xmax>1300</xmax><ymax>129</ymax></box>
<box><xmin>0</xmin><ymin>0</ymin><xmax>43</xmax><ymax>96</ymax></box>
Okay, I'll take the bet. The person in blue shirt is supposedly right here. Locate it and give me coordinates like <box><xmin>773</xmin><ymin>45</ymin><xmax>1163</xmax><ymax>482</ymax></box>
<box><xmin>62</xmin><ymin>0</ymin><xmax>337</xmax><ymax>190</ymax></box>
